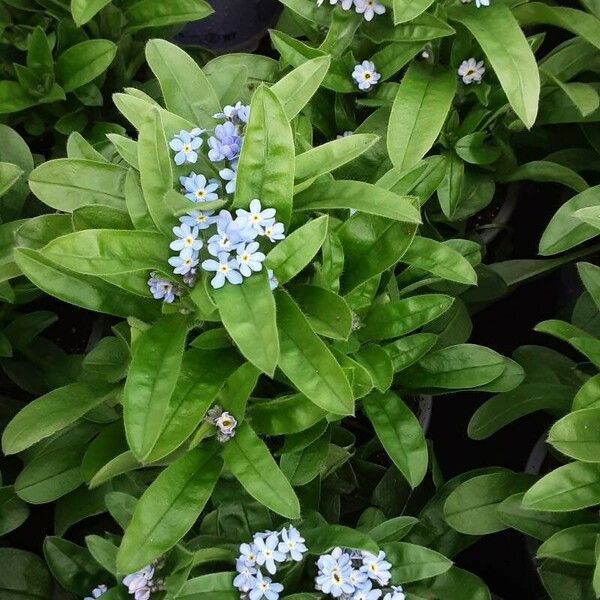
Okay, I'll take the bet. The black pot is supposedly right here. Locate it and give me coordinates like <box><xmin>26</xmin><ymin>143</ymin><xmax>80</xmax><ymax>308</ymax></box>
<box><xmin>173</xmin><ymin>0</ymin><xmax>282</xmax><ymax>54</ymax></box>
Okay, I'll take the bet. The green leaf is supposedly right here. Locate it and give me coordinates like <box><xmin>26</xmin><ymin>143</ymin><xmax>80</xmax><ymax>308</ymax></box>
<box><xmin>578</xmin><ymin>262</ymin><xmax>600</xmax><ymax>311</ymax></box>
<box><xmin>388</xmin><ymin>62</ymin><xmax>456</xmax><ymax>170</ymax></box>
<box><xmin>393</xmin><ymin>0</ymin><xmax>435</xmax><ymax>24</ymax></box>
<box><xmin>178</xmin><ymin>573</ymin><xmax>237</xmax><ymax>600</ymax></box>
<box><xmin>40</xmin><ymin>229</ymin><xmax>169</xmax><ymax>275</ymax></box>
<box><xmin>401</xmin><ymin>237</ymin><xmax>478</xmax><ymax>285</ymax></box>
<box><xmin>294</xmin><ymin>180</ymin><xmax>421</xmax><ymax>223</ymax></box>
<box><xmin>444</xmin><ymin>471</ymin><xmax>536</xmax><ymax>535</ymax></box>
<box><xmin>29</xmin><ymin>159</ymin><xmax>127</xmax><ymax>212</ymax></box>
<box><xmin>265</xmin><ymin>215</ymin><xmax>328</xmax><ymax>284</ymax></box>
<box><xmin>523</xmin><ymin>462</ymin><xmax>600</xmax><ymax>511</ymax></box>
<box><xmin>83</xmin><ymin>336</ymin><xmax>130</xmax><ymax>382</ymax></box>
<box><xmin>364</xmin><ymin>12</ymin><xmax>455</xmax><ymax>43</ymax></box>
<box><xmin>368</xmin><ymin>516</ymin><xmax>418</xmax><ymax>543</ymax></box>
<box><xmin>575</xmin><ymin>206</ymin><xmax>600</xmax><ymax>230</ymax></box>
<box><xmin>146</xmin><ymin>39</ymin><xmax>220</xmax><ymax>128</ymax></box>
<box><xmin>55</xmin><ymin>40</ymin><xmax>117</xmax><ymax>93</ymax></box>
<box><xmin>0</xmin><ymin>486</ymin><xmax>29</xmax><ymax>535</ymax></box>
<box><xmin>538</xmin><ymin>524</ymin><xmax>600</xmax><ymax>565</ymax></box>
<box><xmin>271</xmin><ymin>55</ymin><xmax>331</xmax><ymax>120</ymax></box>
<box><xmin>276</xmin><ymin>289</ymin><xmax>354</xmax><ymax>415</ymax></box>
<box><xmin>85</xmin><ymin>535</ymin><xmax>118</xmax><ymax>575</ymax></box>
<box><xmin>355</xmin><ymin>344</ymin><xmax>393</xmax><ymax>392</ymax></box>
<box><xmin>397</xmin><ymin>344</ymin><xmax>506</xmax><ymax>390</ymax></box>
<box><xmin>303</xmin><ymin>525</ymin><xmax>379</xmax><ymax>554</ymax></box>
<box><xmin>382</xmin><ymin>542</ymin><xmax>452</xmax><ymax>584</ymax></box>
<box><xmin>249</xmin><ymin>393</ymin><xmax>327</xmax><ymax>435</ymax></box>
<box><xmin>233</xmin><ymin>86</ymin><xmax>294</xmax><ymax>227</ymax></box>
<box><xmin>71</xmin><ymin>0</ymin><xmax>112</xmax><ymax>25</ymax></box>
<box><xmin>117</xmin><ymin>442</ymin><xmax>222</xmax><ymax>573</ymax></box>
<box><xmin>213</xmin><ymin>272</ymin><xmax>279</xmax><ymax>376</ymax></box>
<box><xmin>2</xmin><ymin>382</ymin><xmax>115</xmax><ymax>455</ymax></box>
<box><xmin>360</xmin><ymin>294</ymin><xmax>454</xmax><ymax>342</ymax></box>
<box><xmin>573</xmin><ymin>374</ymin><xmax>600</xmax><ymax>411</ymax></box>
<box><xmin>223</xmin><ymin>422</ymin><xmax>300</xmax><ymax>519</ymax></box>
<box><xmin>0</xmin><ymin>548</ymin><xmax>52</xmax><ymax>600</ymax></box>
<box><xmin>123</xmin><ymin>314</ymin><xmax>188</xmax><ymax>461</ymax></box>
<box><xmin>501</xmin><ymin>160</ymin><xmax>589</xmax><ymax>193</ymax></box>
<box><xmin>124</xmin><ymin>0</ymin><xmax>213</xmax><ymax>31</ymax></box>
<box><xmin>548</xmin><ymin>408</ymin><xmax>600</xmax><ymax>462</ymax></box>
<box><xmin>410</xmin><ymin>567</ymin><xmax>491</xmax><ymax>600</ymax></box>
<box><xmin>383</xmin><ymin>333</ymin><xmax>438</xmax><ymax>373</ymax></box>
<box><xmin>540</xmin><ymin>185</ymin><xmax>600</xmax><ymax>255</ymax></box>
<box><xmin>0</xmin><ymin>162</ymin><xmax>23</xmax><ymax>197</ymax></box>
<box><xmin>448</xmin><ymin>3</ymin><xmax>540</xmax><ymax>129</ymax></box>
<box><xmin>280</xmin><ymin>429</ymin><xmax>330</xmax><ymax>486</ymax></box>
<box><xmin>295</xmin><ymin>134</ymin><xmax>379</xmax><ymax>181</ymax></box>
<box><xmin>363</xmin><ymin>391</ymin><xmax>428</xmax><ymax>487</ymax></box>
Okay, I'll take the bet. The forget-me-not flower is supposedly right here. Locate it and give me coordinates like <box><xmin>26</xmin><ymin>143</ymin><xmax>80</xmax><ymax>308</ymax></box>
<box><xmin>214</xmin><ymin>101</ymin><xmax>250</xmax><ymax>125</ymax></box>
<box><xmin>180</xmin><ymin>173</ymin><xmax>219</xmax><ymax>203</ymax></box>
<box><xmin>352</xmin><ymin>61</ymin><xmax>381</xmax><ymax>91</ymax></box>
<box><xmin>458</xmin><ymin>58</ymin><xmax>485</xmax><ymax>84</ymax></box>
<box><xmin>123</xmin><ymin>565</ymin><xmax>155</xmax><ymax>600</ymax></box>
<box><xmin>168</xmin><ymin>253</ymin><xmax>199</xmax><ymax>276</ymax></box>
<box><xmin>215</xmin><ymin>411</ymin><xmax>237</xmax><ymax>441</ymax></box>
<box><xmin>352</xmin><ymin>580</ymin><xmax>382</xmax><ymax>600</ymax></box>
<box><xmin>318</xmin><ymin>0</ymin><xmax>353</xmax><ymax>8</ymax></box>
<box><xmin>249</xmin><ymin>572</ymin><xmax>284</xmax><ymax>600</ymax></box>
<box><xmin>263</xmin><ymin>222</ymin><xmax>286</xmax><ymax>243</ymax></box>
<box><xmin>316</xmin><ymin>548</ymin><xmax>354</xmax><ymax>597</ymax></box>
<box><xmin>234</xmin><ymin>559</ymin><xmax>257</xmax><ymax>593</ymax></box>
<box><xmin>180</xmin><ymin>210</ymin><xmax>218</xmax><ymax>230</ymax></box>
<box><xmin>236</xmin><ymin>242</ymin><xmax>266</xmax><ymax>277</ymax></box>
<box><xmin>170</xmin><ymin>223</ymin><xmax>202</xmax><ymax>256</ymax></box>
<box><xmin>240</xmin><ymin>542</ymin><xmax>259</xmax><ymax>567</ymax></box>
<box><xmin>170</xmin><ymin>129</ymin><xmax>203</xmax><ymax>165</ymax></box>
<box><xmin>202</xmin><ymin>252</ymin><xmax>243</xmax><ymax>288</ymax></box>
<box><xmin>267</xmin><ymin>269</ymin><xmax>278</xmax><ymax>291</ymax></box>
<box><xmin>208</xmin><ymin>210</ymin><xmax>256</xmax><ymax>256</ymax></box>
<box><xmin>354</xmin><ymin>0</ymin><xmax>386</xmax><ymax>21</ymax></box>
<box><xmin>383</xmin><ymin>586</ymin><xmax>406</xmax><ymax>600</ymax></box>
<box><xmin>207</xmin><ymin>122</ymin><xmax>243</xmax><ymax>162</ymax></box>
<box><xmin>254</xmin><ymin>533</ymin><xmax>286</xmax><ymax>575</ymax></box>
<box><xmin>85</xmin><ymin>585</ymin><xmax>108</xmax><ymax>600</ymax></box>
<box><xmin>219</xmin><ymin>166</ymin><xmax>237</xmax><ymax>194</ymax></box>
<box><xmin>348</xmin><ymin>569</ymin><xmax>369</xmax><ymax>591</ymax></box>
<box><xmin>278</xmin><ymin>527</ymin><xmax>308</xmax><ymax>562</ymax></box>
<box><xmin>147</xmin><ymin>273</ymin><xmax>178</xmax><ymax>304</ymax></box>
<box><xmin>360</xmin><ymin>551</ymin><xmax>392</xmax><ymax>586</ymax></box>
<box><xmin>236</xmin><ymin>198</ymin><xmax>276</xmax><ymax>233</ymax></box>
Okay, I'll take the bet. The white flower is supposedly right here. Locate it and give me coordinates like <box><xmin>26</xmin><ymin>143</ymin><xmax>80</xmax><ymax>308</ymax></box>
<box><xmin>354</xmin><ymin>0</ymin><xmax>385</xmax><ymax>21</ymax></box>
<box><xmin>84</xmin><ymin>585</ymin><xmax>108</xmax><ymax>600</ymax></box>
<box><xmin>337</xmin><ymin>131</ymin><xmax>353</xmax><ymax>139</ymax></box>
<box><xmin>383</xmin><ymin>586</ymin><xmax>406</xmax><ymax>600</ymax></box>
<box><xmin>321</xmin><ymin>0</ymin><xmax>354</xmax><ymax>8</ymax></box>
<box><xmin>352</xmin><ymin>61</ymin><xmax>381</xmax><ymax>91</ymax></box>
<box><xmin>475</xmin><ymin>0</ymin><xmax>490</xmax><ymax>6</ymax></box>
<box><xmin>458</xmin><ymin>57</ymin><xmax>485</xmax><ymax>84</ymax></box>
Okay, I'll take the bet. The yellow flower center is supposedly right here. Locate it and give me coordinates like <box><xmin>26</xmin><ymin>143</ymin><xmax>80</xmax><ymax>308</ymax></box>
<box><xmin>221</xmin><ymin>418</ymin><xmax>232</xmax><ymax>427</ymax></box>
<box><xmin>465</xmin><ymin>68</ymin><xmax>476</xmax><ymax>76</ymax></box>
<box><xmin>196</xmin><ymin>190</ymin><xmax>205</xmax><ymax>198</ymax></box>
<box><xmin>241</xmin><ymin>253</ymin><xmax>250</xmax><ymax>263</ymax></box>
<box><xmin>185</xmin><ymin>236</ymin><xmax>194</xmax><ymax>245</ymax></box>
<box><xmin>219</xmin><ymin>265</ymin><xmax>229</xmax><ymax>273</ymax></box>
<box><xmin>251</xmin><ymin>214</ymin><xmax>260</xmax><ymax>222</ymax></box>
<box><xmin>183</xmin><ymin>144</ymin><xmax>192</xmax><ymax>153</ymax></box>
<box><xmin>196</xmin><ymin>215</ymin><xmax>206</xmax><ymax>223</ymax></box>
<box><xmin>364</xmin><ymin>73</ymin><xmax>372</xmax><ymax>80</ymax></box>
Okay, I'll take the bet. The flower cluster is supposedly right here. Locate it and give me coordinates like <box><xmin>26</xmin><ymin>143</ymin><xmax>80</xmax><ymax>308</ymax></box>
<box><xmin>315</xmin><ymin>548</ymin><xmax>404</xmax><ymax>600</ymax></box>
<box><xmin>352</xmin><ymin>61</ymin><xmax>381</xmax><ymax>91</ymax></box>
<box><xmin>147</xmin><ymin>272</ymin><xmax>181</xmax><ymax>304</ymax></box>
<box><xmin>316</xmin><ymin>0</ymin><xmax>385</xmax><ymax>21</ymax></box>
<box><xmin>123</xmin><ymin>563</ymin><xmax>163</xmax><ymax>600</ymax></box>
<box><xmin>234</xmin><ymin>527</ymin><xmax>308</xmax><ymax>600</ymax></box>
<box><xmin>205</xmin><ymin>405</ymin><xmax>238</xmax><ymax>442</ymax></box>
<box><xmin>84</xmin><ymin>585</ymin><xmax>107</xmax><ymax>600</ymax></box>
<box><xmin>458</xmin><ymin>58</ymin><xmax>485</xmax><ymax>85</ymax></box>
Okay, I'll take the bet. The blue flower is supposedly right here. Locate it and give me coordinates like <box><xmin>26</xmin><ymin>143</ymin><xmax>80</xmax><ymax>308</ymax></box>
<box><xmin>219</xmin><ymin>165</ymin><xmax>237</xmax><ymax>194</ymax></box>
<box><xmin>170</xmin><ymin>223</ymin><xmax>202</xmax><ymax>255</ymax></box>
<box><xmin>383</xmin><ymin>586</ymin><xmax>405</xmax><ymax>600</ymax></box>
<box><xmin>236</xmin><ymin>198</ymin><xmax>276</xmax><ymax>233</ymax></box>
<box><xmin>179</xmin><ymin>210</ymin><xmax>218</xmax><ymax>230</ymax></box>
<box><xmin>85</xmin><ymin>584</ymin><xmax>108</xmax><ymax>600</ymax></box>
<box><xmin>201</xmin><ymin>252</ymin><xmax>243</xmax><ymax>288</ymax></box>
<box><xmin>207</xmin><ymin>210</ymin><xmax>257</xmax><ymax>256</ymax></box>
<box><xmin>278</xmin><ymin>526</ymin><xmax>307</xmax><ymax>562</ymax></box>
<box><xmin>263</xmin><ymin>222</ymin><xmax>285</xmax><ymax>243</ymax></box>
<box><xmin>360</xmin><ymin>551</ymin><xmax>392</xmax><ymax>586</ymax></box>
<box><xmin>254</xmin><ymin>533</ymin><xmax>286</xmax><ymax>575</ymax></box>
<box><xmin>352</xmin><ymin>580</ymin><xmax>382</xmax><ymax>600</ymax></box>
<box><xmin>239</xmin><ymin>542</ymin><xmax>259</xmax><ymax>567</ymax></box>
<box><xmin>214</xmin><ymin>101</ymin><xmax>250</xmax><ymax>125</ymax></box>
<box><xmin>207</xmin><ymin>122</ymin><xmax>243</xmax><ymax>162</ymax></box>
<box><xmin>315</xmin><ymin>548</ymin><xmax>354</xmax><ymax>597</ymax></box>
<box><xmin>348</xmin><ymin>569</ymin><xmax>369</xmax><ymax>590</ymax></box>
<box><xmin>249</xmin><ymin>571</ymin><xmax>284</xmax><ymax>600</ymax></box>
<box><xmin>168</xmin><ymin>253</ymin><xmax>199</xmax><ymax>275</ymax></box>
<box><xmin>474</xmin><ymin>0</ymin><xmax>490</xmax><ymax>6</ymax></box>
<box><xmin>180</xmin><ymin>172</ymin><xmax>220</xmax><ymax>203</ymax></box>
<box><xmin>147</xmin><ymin>273</ymin><xmax>178</xmax><ymax>303</ymax></box>
<box><xmin>123</xmin><ymin>565</ymin><xmax>155</xmax><ymax>600</ymax></box>
<box><xmin>236</xmin><ymin>242</ymin><xmax>266</xmax><ymax>277</ymax></box>
<box><xmin>352</xmin><ymin>61</ymin><xmax>380</xmax><ymax>91</ymax></box>
<box><xmin>234</xmin><ymin>559</ymin><xmax>257</xmax><ymax>593</ymax></box>
<box><xmin>169</xmin><ymin>129</ymin><xmax>204</xmax><ymax>165</ymax></box>
<box><xmin>267</xmin><ymin>269</ymin><xmax>278</xmax><ymax>291</ymax></box>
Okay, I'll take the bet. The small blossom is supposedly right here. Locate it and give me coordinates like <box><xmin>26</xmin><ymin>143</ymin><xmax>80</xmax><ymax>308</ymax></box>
<box><xmin>123</xmin><ymin>565</ymin><xmax>155</xmax><ymax>596</ymax></box>
<box><xmin>360</xmin><ymin>551</ymin><xmax>392</xmax><ymax>586</ymax></box>
<box><xmin>168</xmin><ymin>253</ymin><xmax>199</xmax><ymax>276</ymax></box>
<box><xmin>85</xmin><ymin>585</ymin><xmax>108</xmax><ymax>600</ymax></box>
<box><xmin>320</xmin><ymin>0</ymin><xmax>354</xmax><ymax>8</ymax></box>
<box><xmin>236</xmin><ymin>242</ymin><xmax>266</xmax><ymax>277</ymax></box>
<box><xmin>267</xmin><ymin>269</ymin><xmax>278</xmax><ymax>291</ymax></box>
<box><xmin>215</xmin><ymin>411</ymin><xmax>237</xmax><ymax>442</ymax></box>
<box><xmin>180</xmin><ymin>173</ymin><xmax>219</xmax><ymax>203</ymax></box>
<box><xmin>316</xmin><ymin>548</ymin><xmax>354</xmax><ymax>597</ymax></box>
<box><xmin>254</xmin><ymin>534</ymin><xmax>286</xmax><ymax>575</ymax></box>
<box><xmin>353</xmin><ymin>581</ymin><xmax>382</xmax><ymax>600</ymax></box>
<box><xmin>202</xmin><ymin>252</ymin><xmax>243</xmax><ymax>288</ymax></box>
<box><xmin>208</xmin><ymin>210</ymin><xmax>257</xmax><ymax>256</ymax></box>
<box><xmin>240</xmin><ymin>542</ymin><xmax>259</xmax><ymax>567</ymax></box>
<box><xmin>170</xmin><ymin>223</ymin><xmax>202</xmax><ymax>254</ymax></box>
<box><xmin>236</xmin><ymin>198</ymin><xmax>276</xmax><ymax>233</ymax></box>
<box><xmin>263</xmin><ymin>222</ymin><xmax>286</xmax><ymax>243</ymax></box>
<box><xmin>383</xmin><ymin>586</ymin><xmax>406</xmax><ymax>600</ymax></box>
<box><xmin>183</xmin><ymin>268</ymin><xmax>197</xmax><ymax>287</ymax></box>
<box><xmin>208</xmin><ymin>122</ymin><xmax>243</xmax><ymax>162</ymax></box>
<box><xmin>278</xmin><ymin>527</ymin><xmax>307</xmax><ymax>562</ymax></box>
<box><xmin>169</xmin><ymin>129</ymin><xmax>203</xmax><ymax>166</ymax></box>
<box><xmin>234</xmin><ymin>560</ymin><xmax>257</xmax><ymax>592</ymax></box>
<box><xmin>214</xmin><ymin>101</ymin><xmax>250</xmax><ymax>125</ymax></box>
<box><xmin>354</xmin><ymin>0</ymin><xmax>385</xmax><ymax>21</ymax></box>
<box><xmin>147</xmin><ymin>273</ymin><xmax>178</xmax><ymax>304</ymax></box>
<box><xmin>475</xmin><ymin>0</ymin><xmax>490</xmax><ymax>6</ymax></box>
<box><xmin>337</xmin><ymin>131</ymin><xmax>353</xmax><ymax>139</ymax></box>
<box><xmin>352</xmin><ymin>61</ymin><xmax>380</xmax><ymax>91</ymax></box>
<box><xmin>219</xmin><ymin>166</ymin><xmax>237</xmax><ymax>194</ymax></box>
<box><xmin>249</xmin><ymin>572</ymin><xmax>284</xmax><ymax>600</ymax></box>
<box><xmin>349</xmin><ymin>569</ymin><xmax>369</xmax><ymax>590</ymax></box>
<box><xmin>180</xmin><ymin>210</ymin><xmax>218</xmax><ymax>230</ymax></box>
<box><xmin>458</xmin><ymin>58</ymin><xmax>485</xmax><ymax>84</ymax></box>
